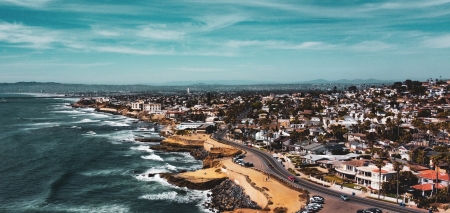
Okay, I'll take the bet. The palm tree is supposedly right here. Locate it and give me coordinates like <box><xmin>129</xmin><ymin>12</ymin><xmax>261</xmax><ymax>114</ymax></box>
<box><xmin>392</xmin><ymin>160</ymin><xmax>404</xmax><ymax>203</ymax></box>
<box><xmin>375</xmin><ymin>159</ymin><xmax>386</xmax><ymax>199</ymax></box>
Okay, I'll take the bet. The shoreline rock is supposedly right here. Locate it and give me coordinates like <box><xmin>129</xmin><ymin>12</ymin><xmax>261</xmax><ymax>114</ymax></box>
<box><xmin>207</xmin><ymin>179</ymin><xmax>261</xmax><ymax>212</ymax></box>
<box><xmin>159</xmin><ymin>173</ymin><xmax>228</xmax><ymax>191</ymax></box>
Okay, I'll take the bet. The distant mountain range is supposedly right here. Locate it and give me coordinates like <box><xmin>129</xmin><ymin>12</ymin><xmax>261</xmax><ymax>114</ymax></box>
<box><xmin>159</xmin><ymin>78</ymin><xmax>395</xmax><ymax>86</ymax></box>
<box><xmin>294</xmin><ymin>78</ymin><xmax>395</xmax><ymax>84</ymax></box>
<box><xmin>159</xmin><ymin>80</ymin><xmax>277</xmax><ymax>86</ymax></box>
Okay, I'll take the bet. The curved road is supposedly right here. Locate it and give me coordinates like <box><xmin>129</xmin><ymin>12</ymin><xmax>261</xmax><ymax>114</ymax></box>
<box><xmin>213</xmin><ymin>129</ymin><xmax>425</xmax><ymax>213</ymax></box>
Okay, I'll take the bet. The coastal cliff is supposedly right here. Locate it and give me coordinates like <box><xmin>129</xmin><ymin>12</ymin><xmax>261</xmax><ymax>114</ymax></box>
<box><xmin>160</xmin><ymin>173</ymin><xmax>227</xmax><ymax>190</ymax></box>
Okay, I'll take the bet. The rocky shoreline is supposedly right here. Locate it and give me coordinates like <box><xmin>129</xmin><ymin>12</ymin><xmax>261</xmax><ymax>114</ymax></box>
<box><xmin>72</xmin><ymin>100</ymin><xmax>260</xmax><ymax>212</ymax></box>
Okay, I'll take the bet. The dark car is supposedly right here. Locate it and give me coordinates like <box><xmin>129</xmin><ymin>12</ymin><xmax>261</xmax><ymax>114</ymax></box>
<box><xmin>356</xmin><ymin>210</ymin><xmax>365</xmax><ymax>213</ymax></box>
<box><xmin>244</xmin><ymin>162</ymin><xmax>254</xmax><ymax>167</ymax></box>
<box><xmin>268</xmin><ymin>164</ymin><xmax>274</xmax><ymax>168</ymax></box>
<box><xmin>365</xmin><ymin>208</ymin><xmax>382</xmax><ymax>213</ymax></box>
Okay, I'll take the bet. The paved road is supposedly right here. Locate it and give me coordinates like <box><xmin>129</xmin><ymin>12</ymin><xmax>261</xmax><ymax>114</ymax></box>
<box><xmin>214</xmin><ymin>129</ymin><xmax>426</xmax><ymax>213</ymax></box>
<box><xmin>242</xmin><ymin>150</ymin><xmax>369</xmax><ymax>213</ymax></box>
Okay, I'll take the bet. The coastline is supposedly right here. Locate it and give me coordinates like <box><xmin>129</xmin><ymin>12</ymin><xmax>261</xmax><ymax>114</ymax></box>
<box><xmin>71</xmin><ymin>101</ymin><xmax>308</xmax><ymax>213</ymax></box>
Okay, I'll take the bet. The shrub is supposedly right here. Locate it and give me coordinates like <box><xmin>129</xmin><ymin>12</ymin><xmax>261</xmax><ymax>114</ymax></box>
<box><xmin>273</xmin><ymin>207</ymin><xmax>288</xmax><ymax>213</ymax></box>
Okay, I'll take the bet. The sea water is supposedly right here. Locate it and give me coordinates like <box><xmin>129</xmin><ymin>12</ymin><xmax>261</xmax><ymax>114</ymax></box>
<box><xmin>0</xmin><ymin>94</ymin><xmax>209</xmax><ymax>213</ymax></box>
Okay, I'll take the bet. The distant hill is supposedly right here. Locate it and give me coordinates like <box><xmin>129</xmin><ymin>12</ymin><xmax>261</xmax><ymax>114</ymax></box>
<box><xmin>159</xmin><ymin>78</ymin><xmax>394</xmax><ymax>86</ymax></box>
<box><xmin>160</xmin><ymin>80</ymin><xmax>277</xmax><ymax>86</ymax></box>
<box><xmin>295</xmin><ymin>78</ymin><xmax>394</xmax><ymax>84</ymax></box>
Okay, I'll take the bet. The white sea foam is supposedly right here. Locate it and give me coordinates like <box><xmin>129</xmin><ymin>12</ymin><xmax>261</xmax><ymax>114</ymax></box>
<box><xmin>41</xmin><ymin>204</ymin><xmax>130</xmax><ymax>213</ymax></box>
<box><xmin>165</xmin><ymin>163</ymin><xmax>177</xmax><ymax>171</ymax></box>
<box><xmin>176</xmin><ymin>164</ymin><xmax>203</xmax><ymax>171</ymax></box>
<box><xmin>75</xmin><ymin>119</ymin><xmax>100</xmax><ymax>123</ymax></box>
<box><xmin>139</xmin><ymin>191</ymin><xmax>177</xmax><ymax>200</ymax></box>
<box><xmin>53</xmin><ymin>110</ymin><xmax>86</xmax><ymax>114</ymax></box>
<box><xmin>80</xmin><ymin>169</ymin><xmax>124</xmax><ymax>177</ymax></box>
<box><xmin>95</xmin><ymin>130</ymin><xmax>135</xmax><ymax>143</ymax></box>
<box><xmin>103</xmin><ymin>121</ymin><xmax>130</xmax><ymax>127</ymax></box>
<box><xmin>139</xmin><ymin>190</ymin><xmax>211</xmax><ymax>205</ymax></box>
<box><xmin>130</xmin><ymin>145</ymin><xmax>154</xmax><ymax>152</ymax></box>
<box><xmin>141</xmin><ymin>154</ymin><xmax>164</xmax><ymax>161</ymax></box>
<box><xmin>135</xmin><ymin>174</ymin><xmax>175</xmax><ymax>187</ymax></box>
<box><xmin>88</xmin><ymin>113</ymin><xmax>110</xmax><ymax>118</ymax></box>
<box><xmin>165</xmin><ymin>153</ymin><xmax>200</xmax><ymax>164</ymax></box>
<box><xmin>22</xmin><ymin>122</ymin><xmax>60</xmax><ymax>130</ymax></box>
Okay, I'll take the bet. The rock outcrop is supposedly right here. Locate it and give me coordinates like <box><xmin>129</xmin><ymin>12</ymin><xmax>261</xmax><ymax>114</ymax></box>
<box><xmin>159</xmin><ymin>173</ymin><xmax>227</xmax><ymax>190</ymax></box>
<box><xmin>205</xmin><ymin>179</ymin><xmax>261</xmax><ymax>212</ymax></box>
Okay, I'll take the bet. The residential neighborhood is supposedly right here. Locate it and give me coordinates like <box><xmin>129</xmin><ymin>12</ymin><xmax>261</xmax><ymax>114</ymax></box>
<box><xmin>79</xmin><ymin>78</ymin><xmax>450</xmax><ymax>211</ymax></box>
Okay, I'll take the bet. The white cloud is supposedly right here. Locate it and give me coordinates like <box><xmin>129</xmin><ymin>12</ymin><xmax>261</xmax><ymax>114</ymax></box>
<box><xmin>137</xmin><ymin>24</ymin><xmax>185</xmax><ymax>40</ymax></box>
<box><xmin>169</xmin><ymin>66</ymin><xmax>224</xmax><ymax>72</ymax></box>
<box><xmin>0</xmin><ymin>0</ymin><xmax>53</xmax><ymax>8</ymax></box>
<box><xmin>93</xmin><ymin>46</ymin><xmax>174</xmax><ymax>55</ymax></box>
<box><xmin>350</xmin><ymin>41</ymin><xmax>395</xmax><ymax>52</ymax></box>
<box><xmin>95</xmin><ymin>30</ymin><xmax>120</xmax><ymax>37</ymax></box>
<box><xmin>423</xmin><ymin>34</ymin><xmax>450</xmax><ymax>48</ymax></box>
<box><xmin>225</xmin><ymin>40</ymin><xmax>334</xmax><ymax>50</ymax></box>
<box><xmin>0</xmin><ymin>22</ymin><xmax>58</xmax><ymax>48</ymax></box>
<box><xmin>196</xmin><ymin>14</ymin><xmax>247</xmax><ymax>32</ymax></box>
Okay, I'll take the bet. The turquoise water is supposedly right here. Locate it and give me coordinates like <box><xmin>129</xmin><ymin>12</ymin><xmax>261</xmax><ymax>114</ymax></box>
<box><xmin>0</xmin><ymin>94</ymin><xmax>208</xmax><ymax>213</ymax></box>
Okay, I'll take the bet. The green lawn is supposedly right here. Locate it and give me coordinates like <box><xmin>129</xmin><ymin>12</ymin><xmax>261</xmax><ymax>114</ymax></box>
<box><xmin>324</xmin><ymin>175</ymin><xmax>343</xmax><ymax>184</ymax></box>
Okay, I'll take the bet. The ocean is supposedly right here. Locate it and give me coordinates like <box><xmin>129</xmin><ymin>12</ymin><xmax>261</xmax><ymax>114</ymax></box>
<box><xmin>0</xmin><ymin>94</ymin><xmax>209</xmax><ymax>213</ymax></box>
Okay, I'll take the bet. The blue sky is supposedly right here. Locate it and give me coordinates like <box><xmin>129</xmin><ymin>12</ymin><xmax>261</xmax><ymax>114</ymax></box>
<box><xmin>0</xmin><ymin>0</ymin><xmax>449</xmax><ymax>84</ymax></box>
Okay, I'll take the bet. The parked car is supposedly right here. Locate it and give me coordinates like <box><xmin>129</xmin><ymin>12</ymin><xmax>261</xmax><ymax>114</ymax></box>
<box><xmin>356</xmin><ymin>210</ymin><xmax>365</xmax><ymax>213</ymax></box>
<box><xmin>364</xmin><ymin>208</ymin><xmax>382</xmax><ymax>213</ymax></box>
<box><xmin>244</xmin><ymin>162</ymin><xmax>254</xmax><ymax>167</ymax></box>
<box><xmin>340</xmin><ymin>194</ymin><xmax>349</xmax><ymax>201</ymax></box>
<box><xmin>310</xmin><ymin>198</ymin><xmax>324</xmax><ymax>203</ymax></box>
<box><xmin>306</xmin><ymin>205</ymin><xmax>320</xmax><ymax>211</ymax></box>
<box><xmin>307</xmin><ymin>203</ymin><xmax>322</xmax><ymax>209</ymax></box>
<box><xmin>310</xmin><ymin>195</ymin><xmax>324</xmax><ymax>203</ymax></box>
<box><xmin>304</xmin><ymin>206</ymin><xmax>317</xmax><ymax>212</ymax></box>
<box><xmin>234</xmin><ymin>159</ymin><xmax>243</xmax><ymax>164</ymax></box>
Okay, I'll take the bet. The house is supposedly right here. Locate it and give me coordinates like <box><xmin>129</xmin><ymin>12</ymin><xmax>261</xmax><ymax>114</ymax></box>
<box><xmin>335</xmin><ymin>159</ymin><xmax>368</xmax><ymax>179</ymax></box>
<box><xmin>347</xmin><ymin>142</ymin><xmax>369</xmax><ymax>152</ymax></box>
<box><xmin>411</xmin><ymin>170</ymin><xmax>449</xmax><ymax>196</ymax></box>
<box><xmin>143</xmin><ymin>103</ymin><xmax>161</xmax><ymax>113</ymax></box>
<box><xmin>355</xmin><ymin>164</ymin><xmax>396</xmax><ymax>190</ymax></box>
<box><xmin>302</xmin><ymin>143</ymin><xmax>326</xmax><ymax>154</ymax></box>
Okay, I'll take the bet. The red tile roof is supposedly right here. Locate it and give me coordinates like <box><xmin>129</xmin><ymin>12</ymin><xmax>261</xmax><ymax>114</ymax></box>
<box><xmin>411</xmin><ymin>183</ymin><xmax>445</xmax><ymax>191</ymax></box>
<box><xmin>418</xmin><ymin>170</ymin><xmax>450</xmax><ymax>181</ymax></box>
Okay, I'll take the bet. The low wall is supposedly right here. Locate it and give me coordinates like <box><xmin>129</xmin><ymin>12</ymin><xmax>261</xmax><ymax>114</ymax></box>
<box><xmin>309</xmin><ymin>176</ymin><xmax>331</xmax><ymax>187</ymax></box>
<box><xmin>222</xmin><ymin>168</ymin><xmax>268</xmax><ymax>209</ymax></box>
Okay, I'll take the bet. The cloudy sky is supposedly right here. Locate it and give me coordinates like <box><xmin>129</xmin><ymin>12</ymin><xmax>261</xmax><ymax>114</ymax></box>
<box><xmin>1</xmin><ymin>0</ymin><xmax>449</xmax><ymax>84</ymax></box>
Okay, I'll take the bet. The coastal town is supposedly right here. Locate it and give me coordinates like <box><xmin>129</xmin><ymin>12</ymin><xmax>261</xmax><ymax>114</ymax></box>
<box><xmin>74</xmin><ymin>79</ymin><xmax>450</xmax><ymax>213</ymax></box>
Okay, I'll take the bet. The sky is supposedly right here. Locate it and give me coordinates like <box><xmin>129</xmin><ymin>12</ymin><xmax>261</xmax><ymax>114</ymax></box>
<box><xmin>0</xmin><ymin>0</ymin><xmax>450</xmax><ymax>84</ymax></box>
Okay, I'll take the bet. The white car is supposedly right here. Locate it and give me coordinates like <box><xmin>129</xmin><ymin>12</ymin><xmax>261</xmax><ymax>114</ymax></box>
<box><xmin>307</xmin><ymin>203</ymin><xmax>322</xmax><ymax>209</ymax></box>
